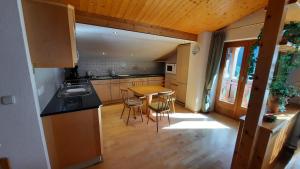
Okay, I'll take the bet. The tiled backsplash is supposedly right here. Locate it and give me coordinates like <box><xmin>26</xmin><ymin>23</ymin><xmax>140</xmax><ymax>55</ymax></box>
<box><xmin>34</xmin><ymin>68</ymin><xmax>64</xmax><ymax>111</ymax></box>
<box><xmin>78</xmin><ymin>56</ymin><xmax>165</xmax><ymax>76</ymax></box>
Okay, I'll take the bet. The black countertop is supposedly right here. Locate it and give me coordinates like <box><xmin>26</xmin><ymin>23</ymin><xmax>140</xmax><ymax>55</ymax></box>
<box><xmin>70</xmin><ymin>74</ymin><xmax>165</xmax><ymax>80</ymax></box>
<box><xmin>41</xmin><ymin>82</ymin><xmax>102</xmax><ymax>117</ymax></box>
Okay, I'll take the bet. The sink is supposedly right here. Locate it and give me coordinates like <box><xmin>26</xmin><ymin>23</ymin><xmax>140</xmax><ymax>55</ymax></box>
<box><xmin>117</xmin><ymin>74</ymin><xmax>130</xmax><ymax>77</ymax></box>
<box><xmin>58</xmin><ymin>84</ymin><xmax>92</xmax><ymax>98</ymax></box>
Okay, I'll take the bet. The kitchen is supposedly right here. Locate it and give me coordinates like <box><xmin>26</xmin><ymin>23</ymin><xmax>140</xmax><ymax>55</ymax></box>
<box><xmin>1</xmin><ymin>0</ymin><xmax>300</xmax><ymax>169</ymax></box>
<box><xmin>21</xmin><ymin>0</ymin><xmax>205</xmax><ymax>168</ymax></box>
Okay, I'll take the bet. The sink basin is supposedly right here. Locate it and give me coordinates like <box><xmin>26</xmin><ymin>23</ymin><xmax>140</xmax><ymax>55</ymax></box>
<box><xmin>117</xmin><ymin>74</ymin><xmax>130</xmax><ymax>77</ymax></box>
<box><xmin>58</xmin><ymin>85</ymin><xmax>92</xmax><ymax>98</ymax></box>
<box><xmin>66</xmin><ymin>88</ymin><xmax>87</xmax><ymax>93</ymax></box>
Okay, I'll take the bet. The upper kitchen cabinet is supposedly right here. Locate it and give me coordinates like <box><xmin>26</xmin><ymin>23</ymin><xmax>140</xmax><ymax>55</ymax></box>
<box><xmin>176</xmin><ymin>44</ymin><xmax>190</xmax><ymax>83</ymax></box>
<box><xmin>22</xmin><ymin>0</ymin><xmax>77</xmax><ymax>68</ymax></box>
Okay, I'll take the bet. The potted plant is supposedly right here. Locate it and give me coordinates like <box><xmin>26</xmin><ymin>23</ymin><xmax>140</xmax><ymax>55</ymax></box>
<box><xmin>248</xmin><ymin>22</ymin><xmax>300</xmax><ymax>113</ymax></box>
<box><xmin>268</xmin><ymin>51</ymin><xmax>300</xmax><ymax>113</ymax></box>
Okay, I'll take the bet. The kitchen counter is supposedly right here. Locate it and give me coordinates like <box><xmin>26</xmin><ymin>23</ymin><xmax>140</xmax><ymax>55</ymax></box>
<box><xmin>76</xmin><ymin>74</ymin><xmax>165</xmax><ymax>80</ymax></box>
<box><xmin>41</xmin><ymin>81</ymin><xmax>102</xmax><ymax>117</ymax></box>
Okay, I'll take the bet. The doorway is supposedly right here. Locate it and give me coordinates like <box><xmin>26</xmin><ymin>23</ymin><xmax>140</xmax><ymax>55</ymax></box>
<box><xmin>215</xmin><ymin>40</ymin><xmax>259</xmax><ymax>119</ymax></box>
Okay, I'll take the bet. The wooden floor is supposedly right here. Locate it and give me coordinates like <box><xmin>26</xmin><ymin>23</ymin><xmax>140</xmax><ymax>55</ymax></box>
<box><xmin>284</xmin><ymin>142</ymin><xmax>300</xmax><ymax>169</ymax></box>
<box><xmin>89</xmin><ymin>103</ymin><xmax>239</xmax><ymax>169</ymax></box>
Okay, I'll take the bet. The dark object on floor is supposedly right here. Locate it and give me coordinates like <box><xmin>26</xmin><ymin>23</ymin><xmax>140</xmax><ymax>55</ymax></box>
<box><xmin>263</xmin><ymin>114</ymin><xmax>277</xmax><ymax>122</ymax></box>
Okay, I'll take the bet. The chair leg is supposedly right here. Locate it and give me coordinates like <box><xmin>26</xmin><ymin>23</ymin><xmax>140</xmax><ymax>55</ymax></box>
<box><xmin>172</xmin><ymin>101</ymin><xmax>176</xmax><ymax>113</ymax></box>
<box><xmin>120</xmin><ymin>105</ymin><xmax>125</xmax><ymax>119</ymax></box>
<box><xmin>139</xmin><ymin>106</ymin><xmax>143</xmax><ymax>122</ymax></box>
<box><xmin>167</xmin><ymin>112</ymin><xmax>171</xmax><ymax>126</ymax></box>
<box><xmin>133</xmin><ymin>107</ymin><xmax>137</xmax><ymax>119</ymax></box>
<box><xmin>126</xmin><ymin>107</ymin><xmax>131</xmax><ymax>125</ymax></box>
<box><xmin>156</xmin><ymin>111</ymin><xmax>159</xmax><ymax>133</ymax></box>
<box><xmin>147</xmin><ymin>108</ymin><xmax>150</xmax><ymax>124</ymax></box>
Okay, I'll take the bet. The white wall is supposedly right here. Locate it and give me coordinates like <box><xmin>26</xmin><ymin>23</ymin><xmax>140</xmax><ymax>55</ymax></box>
<box><xmin>185</xmin><ymin>32</ymin><xmax>212</xmax><ymax>112</ymax></box>
<box><xmin>34</xmin><ymin>68</ymin><xmax>64</xmax><ymax>111</ymax></box>
<box><xmin>0</xmin><ymin>0</ymin><xmax>50</xmax><ymax>168</ymax></box>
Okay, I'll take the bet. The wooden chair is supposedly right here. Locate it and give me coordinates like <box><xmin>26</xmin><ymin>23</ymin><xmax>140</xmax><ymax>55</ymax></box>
<box><xmin>0</xmin><ymin>158</ymin><xmax>11</xmax><ymax>169</ymax></box>
<box><xmin>132</xmin><ymin>81</ymin><xmax>147</xmax><ymax>100</ymax></box>
<box><xmin>132</xmin><ymin>81</ymin><xmax>144</xmax><ymax>86</ymax></box>
<box><xmin>120</xmin><ymin>89</ymin><xmax>143</xmax><ymax>125</ymax></box>
<box><xmin>148</xmin><ymin>91</ymin><xmax>175</xmax><ymax>132</ymax></box>
<box><xmin>164</xmin><ymin>91</ymin><xmax>176</xmax><ymax>113</ymax></box>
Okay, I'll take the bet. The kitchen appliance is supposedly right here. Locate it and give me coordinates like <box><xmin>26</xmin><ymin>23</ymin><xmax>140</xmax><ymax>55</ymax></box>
<box><xmin>165</xmin><ymin>63</ymin><xmax>176</xmax><ymax>74</ymax></box>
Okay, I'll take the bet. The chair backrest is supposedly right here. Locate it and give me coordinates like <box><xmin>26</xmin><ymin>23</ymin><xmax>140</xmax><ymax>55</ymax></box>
<box><xmin>157</xmin><ymin>91</ymin><xmax>175</xmax><ymax>111</ymax></box>
<box><xmin>132</xmin><ymin>81</ymin><xmax>144</xmax><ymax>86</ymax></box>
<box><xmin>120</xmin><ymin>89</ymin><xmax>129</xmax><ymax>103</ymax></box>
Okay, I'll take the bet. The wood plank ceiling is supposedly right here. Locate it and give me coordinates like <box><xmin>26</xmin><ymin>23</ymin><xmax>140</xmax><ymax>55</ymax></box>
<box><xmin>49</xmin><ymin>0</ymin><xmax>268</xmax><ymax>38</ymax></box>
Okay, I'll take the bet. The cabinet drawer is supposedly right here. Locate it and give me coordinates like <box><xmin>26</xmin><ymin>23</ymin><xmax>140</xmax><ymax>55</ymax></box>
<box><xmin>119</xmin><ymin>78</ymin><xmax>134</xmax><ymax>83</ymax></box>
<box><xmin>110</xmin><ymin>79</ymin><xmax>120</xmax><ymax>84</ymax></box>
<box><xmin>91</xmin><ymin>80</ymin><xmax>110</xmax><ymax>85</ymax></box>
<box><xmin>133</xmin><ymin>78</ymin><xmax>148</xmax><ymax>82</ymax></box>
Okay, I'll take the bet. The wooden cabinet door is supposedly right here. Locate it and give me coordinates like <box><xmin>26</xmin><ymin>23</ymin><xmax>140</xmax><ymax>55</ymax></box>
<box><xmin>22</xmin><ymin>0</ymin><xmax>77</xmax><ymax>68</ymax></box>
<box><xmin>176</xmin><ymin>44</ymin><xmax>190</xmax><ymax>83</ymax></box>
<box><xmin>111</xmin><ymin>83</ymin><xmax>121</xmax><ymax>100</ymax></box>
<box><xmin>93</xmin><ymin>84</ymin><xmax>111</xmax><ymax>101</ymax></box>
<box><xmin>175</xmin><ymin>83</ymin><xmax>187</xmax><ymax>103</ymax></box>
<box><xmin>42</xmin><ymin>108</ymin><xmax>102</xmax><ymax>169</ymax></box>
<box><xmin>148</xmin><ymin>80</ymin><xmax>163</xmax><ymax>86</ymax></box>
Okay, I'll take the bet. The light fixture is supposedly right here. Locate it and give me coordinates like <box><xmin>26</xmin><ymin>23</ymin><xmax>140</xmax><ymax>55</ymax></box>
<box><xmin>102</xmin><ymin>52</ymin><xmax>106</xmax><ymax>56</ymax></box>
<box><xmin>113</xmin><ymin>31</ymin><xmax>117</xmax><ymax>35</ymax></box>
<box><xmin>130</xmin><ymin>53</ymin><xmax>134</xmax><ymax>57</ymax></box>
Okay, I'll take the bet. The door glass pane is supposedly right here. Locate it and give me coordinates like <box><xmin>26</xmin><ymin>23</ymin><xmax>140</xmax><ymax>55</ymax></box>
<box><xmin>241</xmin><ymin>46</ymin><xmax>260</xmax><ymax>108</ymax></box>
<box><xmin>219</xmin><ymin>47</ymin><xmax>245</xmax><ymax>104</ymax></box>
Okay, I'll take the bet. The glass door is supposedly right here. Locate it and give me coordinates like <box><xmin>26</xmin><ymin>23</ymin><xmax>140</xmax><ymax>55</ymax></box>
<box><xmin>236</xmin><ymin>46</ymin><xmax>260</xmax><ymax>116</ymax></box>
<box><xmin>215</xmin><ymin>40</ymin><xmax>256</xmax><ymax>118</ymax></box>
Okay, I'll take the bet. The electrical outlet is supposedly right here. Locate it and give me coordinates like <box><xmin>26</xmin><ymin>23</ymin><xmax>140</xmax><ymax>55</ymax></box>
<box><xmin>1</xmin><ymin>96</ymin><xmax>16</xmax><ymax>105</ymax></box>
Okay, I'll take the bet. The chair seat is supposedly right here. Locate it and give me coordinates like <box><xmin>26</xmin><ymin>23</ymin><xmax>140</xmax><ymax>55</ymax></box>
<box><xmin>149</xmin><ymin>102</ymin><xmax>170</xmax><ymax>112</ymax></box>
<box><xmin>126</xmin><ymin>98</ymin><xmax>143</xmax><ymax>106</ymax></box>
<box><xmin>134</xmin><ymin>94</ymin><xmax>146</xmax><ymax>99</ymax></box>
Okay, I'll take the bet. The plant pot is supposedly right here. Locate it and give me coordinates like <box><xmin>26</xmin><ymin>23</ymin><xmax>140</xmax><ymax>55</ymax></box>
<box><xmin>268</xmin><ymin>96</ymin><xmax>280</xmax><ymax>113</ymax></box>
<box><xmin>268</xmin><ymin>96</ymin><xmax>288</xmax><ymax>113</ymax></box>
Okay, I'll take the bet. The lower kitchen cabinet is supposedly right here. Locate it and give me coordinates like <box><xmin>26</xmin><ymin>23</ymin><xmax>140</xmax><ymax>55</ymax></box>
<box><xmin>42</xmin><ymin>108</ymin><xmax>103</xmax><ymax>169</ymax></box>
<box><xmin>92</xmin><ymin>80</ymin><xmax>112</xmax><ymax>102</ymax></box>
<box><xmin>165</xmin><ymin>74</ymin><xmax>186</xmax><ymax>104</ymax></box>
<box><xmin>111</xmin><ymin>83</ymin><xmax>121</xmax><ymax>100</ymax></box>
<box><xmin>148</xmin><ymin>80</ymin><xmax>163</xmax><ymax>86</ymax></box>
<box><xmin>92</xmin><ymin>76</ymin><xmax>164</xmax><ymax>104</ymax></box>
<box><xmin>176</xmin><ymin>83</ymin><xmax>187</xmax><ymax>103</ymax></box>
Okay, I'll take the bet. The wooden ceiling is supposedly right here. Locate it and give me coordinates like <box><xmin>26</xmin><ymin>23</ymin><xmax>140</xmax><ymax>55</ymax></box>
<box><xmin>48</xmin><ymin>0</ymin><xmax>269</xmax><ymax>40</ymax></box>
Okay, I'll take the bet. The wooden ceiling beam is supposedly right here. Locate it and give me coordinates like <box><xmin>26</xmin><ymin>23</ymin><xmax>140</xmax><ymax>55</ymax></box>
<box><xmin>75</xmin><ymin>10</ymin><xmax>198</xmax><ymax>41</ymax></box>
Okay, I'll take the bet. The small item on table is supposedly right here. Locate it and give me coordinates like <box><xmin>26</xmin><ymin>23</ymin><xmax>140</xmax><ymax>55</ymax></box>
<box><xmin>263</xmin><ymin>113</ymin><xmax>277</xmax><ymax>123</ymax></box>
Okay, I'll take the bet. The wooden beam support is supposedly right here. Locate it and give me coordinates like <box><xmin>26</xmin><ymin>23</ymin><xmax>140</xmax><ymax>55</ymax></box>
<box><xmin>75</xmin><ymin>10</ymin><xmax>198</xmax><ymax>41</ymax></box>
<box><xmin>0</xmin><ymin>158</ymin><xmax>11</xmax><ymax>169</ymax></box>
<box><xmin>232</xmin><ymin>0</ymin><xmax>288</xmax><ymax>169</ymax></box>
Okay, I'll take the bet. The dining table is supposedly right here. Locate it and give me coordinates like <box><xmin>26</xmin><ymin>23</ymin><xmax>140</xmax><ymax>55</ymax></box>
<box><xmin>128</xmin><ymin>85</ymin><xmax>172</xmax><ymax>121</ymax></box>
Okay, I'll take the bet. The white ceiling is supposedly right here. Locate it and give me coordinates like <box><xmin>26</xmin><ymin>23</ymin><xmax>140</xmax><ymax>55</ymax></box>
<box><xmin>75</xmin><ymin>23</ymin><xmax>192</xmax><ymax>61</ymax></box>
